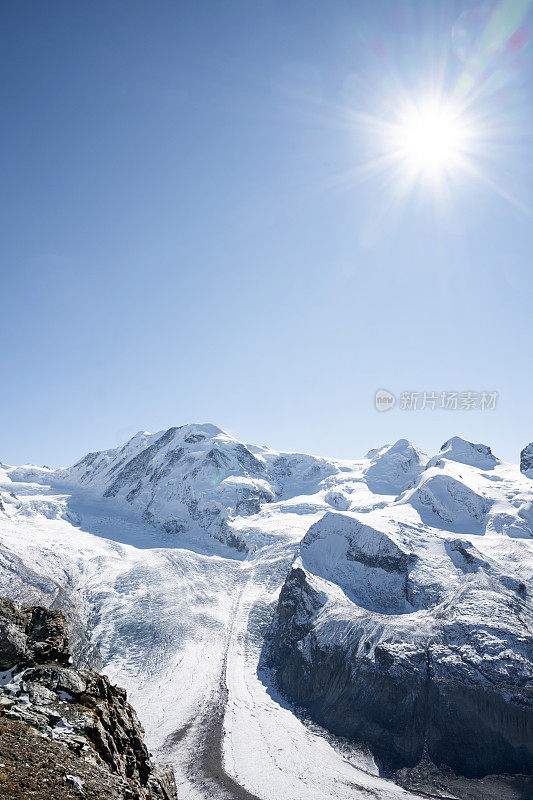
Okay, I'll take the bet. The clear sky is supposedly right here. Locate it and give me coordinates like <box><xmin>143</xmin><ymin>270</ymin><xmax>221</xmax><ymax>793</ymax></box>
<box><xmin>2</xmin><ymin>0</ymin><xmax>533</xmax><ymax>467</ymax></box>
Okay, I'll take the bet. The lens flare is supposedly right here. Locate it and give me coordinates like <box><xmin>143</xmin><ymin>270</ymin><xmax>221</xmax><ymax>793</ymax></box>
<box><xmin>388</xmin><ymin>99</ymin><xmax>473</xmax><ymax>180</ymax></box>
<box><xmin>334</xmin><ymin>0</ymin><xmax>533</xmax><ymax>211</ymax></box>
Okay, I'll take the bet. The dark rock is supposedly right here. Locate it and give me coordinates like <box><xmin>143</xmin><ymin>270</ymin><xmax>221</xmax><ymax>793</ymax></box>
<box><xmin>520</xmin><ymin>443</ymin><xmax>533</xmax><ymax>478</ymax></box>
<box><xmin>269</xmin><ymin>566</ymin><xmax>325</xmax><ymax>667</ymax></box>
<box><xmin>0</xmin><ymin>597</ymin><xmax>69</xmax><ymax>670</ymax></box>
<box><xmin>0</xmin><ymin>548</ymin><xmax>102</xmax><ymax>670</ymax></box>
<box><xmin>269</xmin><ymin>567</ymin><xmax>533</xmax><ymax>780</ymax></box>
<box><xmin>0</xmin><ymin>597</ymin><xmax>177</xmax><ymax>800</ymax></box>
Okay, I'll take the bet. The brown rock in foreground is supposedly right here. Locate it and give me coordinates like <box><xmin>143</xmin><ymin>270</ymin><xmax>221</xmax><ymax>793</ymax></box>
<box><xmin>0</xmin><ymin>597</ymin><xmax>177</xmax><ymax>800</ymax></box>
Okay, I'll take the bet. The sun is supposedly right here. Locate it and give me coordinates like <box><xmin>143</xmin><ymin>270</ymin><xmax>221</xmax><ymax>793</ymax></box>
<box><xmin>348</xmin><ymin>84</ymin><xmax>507</xmax><ymax>204</ymax></box>
<box><xmin>389</xmin><ymin>99</ymin><xmax>472</xmax><ymax>181</ymax></box>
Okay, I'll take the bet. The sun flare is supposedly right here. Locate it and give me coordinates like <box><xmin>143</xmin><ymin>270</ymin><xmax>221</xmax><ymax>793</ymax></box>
<box><xmin>389</xmin><ymin>99</ymin><xmax>473</xmax><ymax>181</ymax></box>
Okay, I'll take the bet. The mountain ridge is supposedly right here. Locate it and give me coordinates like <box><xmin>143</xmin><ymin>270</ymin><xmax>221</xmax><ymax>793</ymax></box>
<box><xmin>1</xmin><ymin>426</ymin><xmax>532</xmax><ymax>800</ymax></box>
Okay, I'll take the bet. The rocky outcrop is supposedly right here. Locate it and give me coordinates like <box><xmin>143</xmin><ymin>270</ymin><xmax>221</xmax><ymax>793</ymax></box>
<box><xmin>0</xmin><ymin>545</ymin><xmax>102</xmax><ymax>670</ymax></box>
<box><xmin>0</xmin><ymin>598</ymin><xmax>70</xmax><ymax>669</ymax></box>
<box><xmin>521</xmin><ymin>443</ymin><xmax>533</xmax><ymax>478</ymax></box>
<box><xmin>268</xmin><ymin>565</ymin><xmax>533</xmax><ymax>779</ymax></box>
<box><xmin>0</xmin><ymin>597</ymin><xmax>177</xmax><ymax>800</ymax></box>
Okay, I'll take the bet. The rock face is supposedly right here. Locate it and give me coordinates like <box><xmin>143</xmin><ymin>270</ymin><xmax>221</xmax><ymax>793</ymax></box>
<box><xmin>0</xmin><ymin>598</ymin><xmax>70</xmax><ymax>669</ymax></box>
<box><xmin>268</xmin><ymin>441</ymin><xmax>533</xmax><ymax>782</ymax></box>
<box><xmin>269</xmin><ymin>564</ymin><xmax>533</xmax><ymax>778</ymax></box>
<box><xmin>521</xmin><ymin>443</ymin><xmax>533</xmax><ymax>478</ymax></box>
<box><xmin>0</xmin><ymin>597</ymin><xmax>177</xmax><ymax>800</ymax></box>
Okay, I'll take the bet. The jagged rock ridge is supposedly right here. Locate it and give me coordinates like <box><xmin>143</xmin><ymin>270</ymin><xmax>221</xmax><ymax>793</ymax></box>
<box><xmin>0</xmin><ymin>597</ymin><xmax>177</xmax><ymax>800</ymax></box>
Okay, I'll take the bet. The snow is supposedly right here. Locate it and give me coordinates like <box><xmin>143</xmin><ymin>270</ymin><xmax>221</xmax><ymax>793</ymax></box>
<box><xmin>398</xmin><ymin>470</ymin><xmax>491</xmax><ymax>532</ymax></box>
<box><xmin>0</xmin><ymin>427</ymin><xmax>532</xmax><ymax>799</ymax></box>
<box><xmin>65</xmin><ymin>774</ymin><xmax>84</xmax><ymax>793</ymax></box>
<box><xmin>364</xmin><ymin>439</ymin><xmax>428</xmax><ymax>494</ymax></box>
<box><xmin>427</xmin><ymin>436</ymin><xmax>499</xmax><ymax>469</ymax></box>
<box><xmin>301</xmin><ymin>512</ymin><xmax>416</xmax><ymax>614</ymax></box>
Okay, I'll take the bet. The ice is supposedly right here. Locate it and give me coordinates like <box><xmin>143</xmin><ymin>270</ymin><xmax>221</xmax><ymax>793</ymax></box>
<box><xmin>0</xmin><ymin>428</ymin><xmax>532</xmax><ymax>799</ymax></box>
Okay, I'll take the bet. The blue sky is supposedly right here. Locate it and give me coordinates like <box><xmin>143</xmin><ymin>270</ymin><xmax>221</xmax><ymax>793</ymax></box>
<box><xmin>2</xmin><ymin>0</ymin><xmax>533</xmax><ymax>466</ymax></box>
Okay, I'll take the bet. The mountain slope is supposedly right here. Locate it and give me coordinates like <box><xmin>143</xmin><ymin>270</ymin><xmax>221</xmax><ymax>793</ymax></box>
<box><xmin>269</xmin><ymin>438</ymin><xmax>533</xmax><ymax>788</ymax></box>
<box><xmin>1</xmin><ymin>428</ymin><xmax>532</xmax><ymax>800</ymax></box>
<box><xmin>9</xmin><ymin>424</ymin><xmax>339</xmax><ymax>552</ymax></box>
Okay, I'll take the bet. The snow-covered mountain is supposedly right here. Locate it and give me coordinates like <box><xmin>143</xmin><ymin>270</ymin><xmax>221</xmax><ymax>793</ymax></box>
<box><xmin>9</xmin><ymin>424</ymin><xmax>338</xmax><ymax>552</ymax></box>
<box><xmin>269</xmin><ymin>435</ymin><xmax>533</xmax><ymax>792</ymax></box>
<box><xmin>1</xmin><ymin>428</ymin><xmax>532</xmax><ymax>800</ymax></box>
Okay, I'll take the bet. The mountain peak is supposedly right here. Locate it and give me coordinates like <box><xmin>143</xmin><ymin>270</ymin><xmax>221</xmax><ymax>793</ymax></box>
<box><xmin>364</xmin><ymin>439</ymin><xmax>428</xmax><ymax>494</ymax></box>
<box><xmin>428</xmin><ymin>436</ymin><xmax>498</xmax><ymax>469</ymax></box>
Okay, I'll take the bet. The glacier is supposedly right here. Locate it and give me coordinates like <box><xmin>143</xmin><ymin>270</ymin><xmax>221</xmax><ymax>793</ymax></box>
<box><xmin>0</xmin><ymin>425</ymin><xmax>532</xmax><ymax>800</ymax></box>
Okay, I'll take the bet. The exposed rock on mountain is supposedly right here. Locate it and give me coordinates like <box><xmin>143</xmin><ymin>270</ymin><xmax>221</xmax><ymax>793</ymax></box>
<box><xmin>9</xmin><ymin>424</ymin><xmax>338</xmax><ymax>552</ymax></box>
<box><xmin>0</xmin><ymin>597</ymin><xmax>177</xmax><ymax>800</ymax></box>
<box><xmin>269</xmin><ymin>439</ymin><xmax>533</xmax><ymax>783</ymax></box>
<box><xmin>521</xmin><ymin>442</ymin><xmax>533</xmax><ymax>478</ymax></box>
<box><xmin>270</xmin><ymin>565</ymin><xmax>533</xmax><ymax>779</ymax></box>
<box><xmin>427</xmin><ymin>436</ymin><xmax>499</xmax><ymax>469</ymax></box>
<box><xmin>1</xmin><ymin>428</ymin><xmax>532</xmax><ymax>800</ymax></box>
<box><xmin>0</xmin><ymin>598</ymin><xmax>69</xmax><ymax>668</ymax></box>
